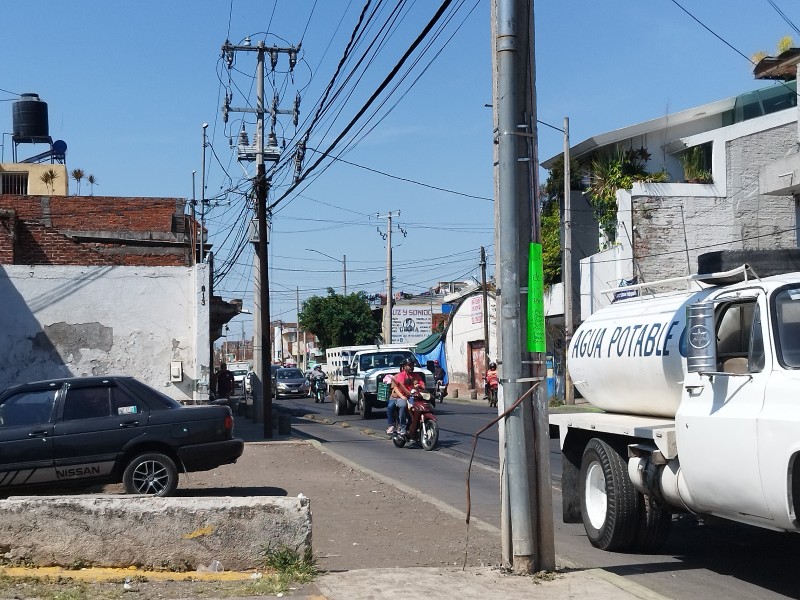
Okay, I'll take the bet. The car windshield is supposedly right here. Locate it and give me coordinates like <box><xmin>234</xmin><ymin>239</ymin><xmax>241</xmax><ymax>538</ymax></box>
<box><xmin>231</xmin><ymin>369</ymin><xmax>249</xmax><ymax>377</ymax></box>
<box><xmin>278</xmin><ymin>369</ymin><xmax>303</xmax><ymax>379</ymax></box>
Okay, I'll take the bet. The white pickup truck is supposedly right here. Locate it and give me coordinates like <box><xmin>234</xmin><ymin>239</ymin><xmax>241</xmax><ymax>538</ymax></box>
<box><xmin>550</xmin><ymin>262</ymin><xmax>800</xmax><ymax>553</ymax></box>
<box><xmin>325</xmin><ymin>345</ymin><xmax>435</xmax><ymax>418</ymax></box>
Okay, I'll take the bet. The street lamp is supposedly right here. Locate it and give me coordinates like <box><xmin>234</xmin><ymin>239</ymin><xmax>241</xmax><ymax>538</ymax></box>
<box><xmin>305</xmin><ymin>248</ymin><xmax>347</xmax><ymax>294</ymax></box>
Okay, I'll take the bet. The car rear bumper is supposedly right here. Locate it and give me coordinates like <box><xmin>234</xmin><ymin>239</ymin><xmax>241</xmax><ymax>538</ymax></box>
<box><xmin>177</xmin><ymin>438</ymin><xmax>244</xmax><ymax>472</ymax></box>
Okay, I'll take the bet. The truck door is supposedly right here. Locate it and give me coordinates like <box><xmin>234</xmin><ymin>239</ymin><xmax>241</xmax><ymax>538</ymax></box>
<box><xmin>676</xmin><ymin>291</ymin><xmax>771</xmax><ymax>520</ymax></box>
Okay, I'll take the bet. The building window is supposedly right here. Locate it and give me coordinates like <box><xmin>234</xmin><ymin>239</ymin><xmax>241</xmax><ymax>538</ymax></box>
<box><xmin>1</xmin><ymin>172</ymin><xmax>28</xmax><ymax>195</ymax></box>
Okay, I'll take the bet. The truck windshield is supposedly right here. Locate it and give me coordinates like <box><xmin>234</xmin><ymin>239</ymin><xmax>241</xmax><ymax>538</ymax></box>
<box><xmin>774</xmin><ymin>287</ymin><xmax>800</xmax><ymax>368</ymax></box>
<box><xmin>358</xmin><ymin>352</ymin><xmax>416</xmax><ymax>370</ymax></box>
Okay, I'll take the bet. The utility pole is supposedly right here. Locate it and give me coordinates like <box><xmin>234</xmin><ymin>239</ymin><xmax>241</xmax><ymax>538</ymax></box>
<box><xmin>342</xmin><ymin>254</ymin><xmax>347</xmax><ymax>295</ymax></box>
<box><xmin>562</xmin><ymin>117</ymin><xmax>574</xmax><ymax>406</ymax></box>
<box><xmin>190</xmin><ymin>170</ymin><xmax>196</xmax><ymax>266</ymax></box>
<box><xmin>494</xmin><ymin>0</ymin><xmax>555</xmax><ymax>574</ymax></box>
<box><xmin>222</xmin><ymin>37</ymin><xmax>299</xmax><ymax>438</ymax></box>
<box><xmin>296</xmin><ymin>286</ymin><xmax>302</xmax><ymax>369</ymax></box>
<box><xmin>200</xmin><ymin>123</ymin><xmax>208</xmax><ymax>262</ymax></box>
<box><xmin>480</xmin><ymin>246</ymin><xmax>490</xmax><ymax>371</ymax></box>
<box><xmin>377</xmin><ymin>211</ymin><xmax>403</xmax><ymax>343</ymax></box>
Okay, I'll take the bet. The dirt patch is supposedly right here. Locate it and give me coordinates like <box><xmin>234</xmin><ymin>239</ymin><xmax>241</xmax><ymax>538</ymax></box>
<box><xmin>177</xmin><ymin>441</ymin><xmax>502</xmax><ymax>571</ymax></box>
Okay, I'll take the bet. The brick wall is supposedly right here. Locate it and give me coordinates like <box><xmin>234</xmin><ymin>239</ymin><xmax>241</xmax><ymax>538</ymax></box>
<box><xmin>0</xmin><ymin>195</ymin><xmax>190</xmax><ymax>266</ymax></box>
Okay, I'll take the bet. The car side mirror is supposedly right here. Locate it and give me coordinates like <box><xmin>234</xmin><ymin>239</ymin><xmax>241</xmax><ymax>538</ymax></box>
<box><xmin>686</xmin><ymin>301</ymin><xmax>717</xmax><ymax>374</ymax></box>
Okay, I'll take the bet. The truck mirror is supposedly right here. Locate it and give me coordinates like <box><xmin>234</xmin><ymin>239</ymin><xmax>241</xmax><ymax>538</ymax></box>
<box><xmin>342</xmin><ymin>365</ymin><xmax>352</xmax><ymax>377</ymax></box>
<box><xmin>686</xmin><ymin>302</ymin><xmax>717</xmax><ymax>374</ymax></box>
<box><xmin>426</xmin><ymin>360</ymin><xmax>435</xmax><ymax>372</ymax></box>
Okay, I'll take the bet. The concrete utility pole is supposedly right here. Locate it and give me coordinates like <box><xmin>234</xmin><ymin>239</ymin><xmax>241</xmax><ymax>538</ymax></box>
<box><xmin>562</xmin><ymin>117</ymin><xmax>574</xmax><ymax>406</ymax></box>
<box><xmin>377</xmin><ymin>211</ymin><xmax>402</xmax><ymax>343</ymax></box>
<box><xmin>190</xmin><ymin>170</ymin><xmax>196</xmax><ymax>266</ymax></box>
<box><xmin>481</xmin><ymin>246</ymin><xmax>490</xmax><ymax>371</ymax></box>
<box><xmin>221</xmin><ymin>37</ymin><xmax>298</xmax><ymax>438</ymax></box>
<box><xmin>494</xmin><ymin>0</ymin><xmax>555</xmax><ymax>574</ymax></box>
<box><xmin>200</xmin><ymin>123</ymin><xmax>208</xmax><ymax>263</ymax></box>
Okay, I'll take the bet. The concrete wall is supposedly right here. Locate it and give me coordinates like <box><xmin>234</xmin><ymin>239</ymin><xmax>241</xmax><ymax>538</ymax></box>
<box><xmin>0</xmin><ymin>263</ymin><xmax>210</xmax><ymax>402</ymax></box>
<box><xmin>579</xmin><ymin>109</ymin><xmax>799</xmax><ymax>318</ymax></box>
<box><xmin>1</xmin><ymin>495</ymin><xmax>312</xmax><ymax>570</ymax></box>
<box><xmin>443</xmin><ymin>292</ymin><xmax>497</xmax><ymax>388</ymax></box>
<box><xmin>633</xmin><ymin>120</ymin><xmax>798</xmax><ymax>284</ymax></box>
<box><xmin>0</xmin><ymin>163</ymin><xmax>68</xmax><ymax>196</ymax></box>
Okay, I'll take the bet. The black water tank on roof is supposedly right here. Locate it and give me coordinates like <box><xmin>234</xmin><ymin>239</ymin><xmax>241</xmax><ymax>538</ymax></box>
<box><xmin>12</xmin><ymin>93</ymin><xmax>49</xmax><ymax>138</ymax></box>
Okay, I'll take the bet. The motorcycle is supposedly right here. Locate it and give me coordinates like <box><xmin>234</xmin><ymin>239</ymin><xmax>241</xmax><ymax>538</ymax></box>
<box><xmin>392</xmin><ymin>392</ymin><xmax>439</xmax><ymax>451</ymax></box>
<box><xmin>486</xmin><ymin>379</ymin><xmax>498</xmax><ymax>408</ymax></box>
<box><xmin>433</xmin><ymin>380</ymin><xmax>446</xmax><ymax>405</ymax></box>
<box><xmin>311</xmin><ymin>377</ymin><xmax>326</xmax><ymax>403</ymax></box>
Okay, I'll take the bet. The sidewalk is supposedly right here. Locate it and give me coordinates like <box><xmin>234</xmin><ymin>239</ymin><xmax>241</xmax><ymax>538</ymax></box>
<box><xmin>232</xmin><ymin>415</ymin><xmax>667</xmax><ymax>600</ymax></box>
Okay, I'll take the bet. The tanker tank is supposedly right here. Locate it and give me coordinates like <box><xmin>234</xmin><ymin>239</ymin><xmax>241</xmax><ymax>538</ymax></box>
<box><xmin>568</xmin><ymin>288</ymin><xmax>714</xmax><ymax>418</ymax></box>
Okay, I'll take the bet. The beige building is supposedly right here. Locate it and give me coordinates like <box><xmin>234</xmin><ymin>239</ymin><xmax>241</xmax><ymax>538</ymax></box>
<box><xmin>0</xmin><ymin>163</ymin><xmax>69</xmax><ymax>195</ymax></box>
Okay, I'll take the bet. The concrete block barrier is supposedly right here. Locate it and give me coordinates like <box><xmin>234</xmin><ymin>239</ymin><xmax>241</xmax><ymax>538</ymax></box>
<box><xmin>0</xmin><ymin>495</ymin><xmax>311</xmax><ymax>571</ymax></box>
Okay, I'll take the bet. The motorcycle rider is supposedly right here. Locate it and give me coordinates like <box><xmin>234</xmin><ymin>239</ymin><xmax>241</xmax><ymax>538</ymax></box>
<box><xmin>392</xmin><ymin>357</ymin><xmax>425</xmax><ymax>436</ymax></box>
<box><xmin>484</xmin><ymin>361</ymin><xmax>499</xmax><ymax>404</ymax></box>
<box><xmin>432</xmin><ymin>360</ymin><xmax>447</xmax><ymax>399</ymax></box>
<box><xmin>309</xmin><ymin>365</ymin><xmax>327</xmax><ymax>402</ymax></box>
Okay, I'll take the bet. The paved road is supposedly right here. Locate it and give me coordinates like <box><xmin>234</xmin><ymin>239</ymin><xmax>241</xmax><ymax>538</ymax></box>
<box><xmin>262</xmin><ymin>393</ymin><xmax>800</xmax><ymax>600</ymax></box>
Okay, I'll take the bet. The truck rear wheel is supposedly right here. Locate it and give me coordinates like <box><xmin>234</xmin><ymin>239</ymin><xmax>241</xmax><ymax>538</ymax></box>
<box><xmin>580</xmin><ymin>438</ymin><xmax>639</xmax><ymax>551</ymax></box>
<box><xmin>633</xmin><ymin>495</ymin><xmax>672</xmax><ymax>553</ymax></box>
<box><xmin>333</xmin><ymin>390</ymin><xmax>347</xmax><ymax>416</ymax></box>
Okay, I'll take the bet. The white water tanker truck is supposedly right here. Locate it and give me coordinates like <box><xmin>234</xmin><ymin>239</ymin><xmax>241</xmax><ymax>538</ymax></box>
<box><xmin>550</xmin><ymin>261</ymin><xmax>800</xmax><ymax>552</ymax></box>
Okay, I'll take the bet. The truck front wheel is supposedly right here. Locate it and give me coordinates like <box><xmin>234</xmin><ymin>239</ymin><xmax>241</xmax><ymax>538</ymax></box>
<box><xmin>358</xmin><ymin>390</ymin><xmax>372</xmax><ymax>419</ymax></box>
<box><xmin>580</xmin><ymin>438</ymin><xmax>639</xmax><ymax>551</ymax></box>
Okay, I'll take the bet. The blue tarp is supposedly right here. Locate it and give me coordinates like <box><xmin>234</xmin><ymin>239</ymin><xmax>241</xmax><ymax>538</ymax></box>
<box><xmin>415</xmin><ymin>335</ymin><xmax>448</xmax><ymax>384</ymax></box>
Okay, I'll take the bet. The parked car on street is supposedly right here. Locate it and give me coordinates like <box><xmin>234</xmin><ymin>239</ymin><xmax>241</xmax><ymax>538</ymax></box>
<box><xmin>273</xmin><ymin>368</ymin><xmax>310</xmax><ymax>399</ymax></box>
<box><xmin>0</xmin><ymin>376</ymin><xmax>244</xmax><ymax>497</ymax></box>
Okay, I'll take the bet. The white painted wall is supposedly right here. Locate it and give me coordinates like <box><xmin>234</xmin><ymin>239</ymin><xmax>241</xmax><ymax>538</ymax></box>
<box><xmin>443</xmin><ymin>292</ymin><xmax>497</xmax><ymax>387</ymax></box>
<box><xmin>0</xmin><ymin>264</ymin><xmax>210</xmax><ymax>402</ymax></box>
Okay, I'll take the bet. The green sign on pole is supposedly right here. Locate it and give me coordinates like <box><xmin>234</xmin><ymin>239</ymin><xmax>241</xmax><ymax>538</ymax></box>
<box><xmin>527</xmin><ymin>242</ymin><xmax>546</xmax><ymax>353</ymax></box>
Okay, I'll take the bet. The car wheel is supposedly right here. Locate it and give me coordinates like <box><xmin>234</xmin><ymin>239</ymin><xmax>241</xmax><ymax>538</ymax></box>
<box><xmin>123</xmin><ymin>452</ymin><xmax>179</xmax><ymax>497</ymax></box>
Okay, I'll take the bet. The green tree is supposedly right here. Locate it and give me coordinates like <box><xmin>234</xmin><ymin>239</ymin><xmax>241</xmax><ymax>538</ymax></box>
<box><xmin>70</xmin><ymin>168</ymin><xmax>85</xmax><ymax>195</ymax></box>
<box><xmin>540</xmin><ymin>156</ymin><xmax>583</xmax><ymax>286</ymax></box>
<box><xmin>540</xmin><ymin>198</ymin><xmax>562</xmax><ymax>286</ymax></box>
<box><xmin>298</xmin><ymin>289</ymin><xmax>380</xmax><ymax>350</ymax></box>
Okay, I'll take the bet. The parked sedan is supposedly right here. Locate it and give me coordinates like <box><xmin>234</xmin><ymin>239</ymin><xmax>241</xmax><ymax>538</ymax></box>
<box><xmin>0</xmin><ymin>376</ymin><xmax>244</xmax><ymax>497</ymax></box>
<box><xmin>273</xmin><ymin>368</ymin><xmax>310</xmax><ymax>399</ymax></box>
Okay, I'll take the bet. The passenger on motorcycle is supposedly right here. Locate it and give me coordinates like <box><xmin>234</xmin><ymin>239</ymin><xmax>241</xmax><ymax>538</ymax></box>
<box><xmin>432</xmin><ymin>360</ymin><xmax>447</xmax><ymax>399</ymax></box>
<box><xmin>389</xmin><ymin>357</ymin><xmax>425</xmax><ymax>436</ymax></box>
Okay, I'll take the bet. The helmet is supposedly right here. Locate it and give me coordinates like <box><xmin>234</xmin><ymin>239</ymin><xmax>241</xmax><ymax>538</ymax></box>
<box><xmin>489</xmin><ymin>362</ymin><xmax>497</xmax><ymax>369</ymax></box>
<box><xmin>401</xmin><ymin>357</ymin><xmax>415</xmax><ymax>368</ymax></box>
<box><xmin>433</xmin><ymin>360</ymin><xmax>439</xmax><ymax>365</ymax></box>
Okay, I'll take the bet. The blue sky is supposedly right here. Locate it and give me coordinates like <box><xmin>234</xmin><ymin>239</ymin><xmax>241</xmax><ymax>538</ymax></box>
<box><xmin>1</xmin><ymin>1</ymin><xmax>796</xmax><ymax>339</ymax></box>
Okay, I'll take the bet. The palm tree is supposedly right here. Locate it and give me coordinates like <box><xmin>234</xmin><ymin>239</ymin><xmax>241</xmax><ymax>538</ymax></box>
<box><xmin>39</xmin><ymin>168</ymin><xmax>59</xmax><ymax>194</ymax></box>
<box><xmin>87</xmin><ymin>174</ymin><xmax>98</xmax><ymax>196</ymax></box>
<box><xmin>70</xmin><ymin>169</ymin><xmax>85</xmax><ymax>195</ymax></box>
